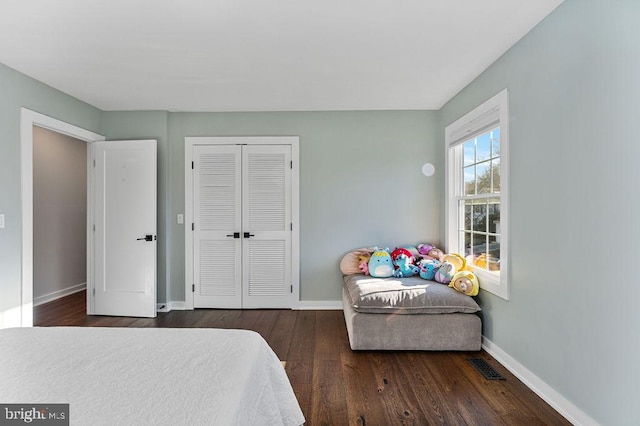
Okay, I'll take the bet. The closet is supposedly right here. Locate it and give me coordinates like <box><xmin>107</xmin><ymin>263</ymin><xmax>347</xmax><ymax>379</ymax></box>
<box><xmin>185</xmin><ymin>137</ymin><xmax>299</xmax><ymax>309</ymax></box>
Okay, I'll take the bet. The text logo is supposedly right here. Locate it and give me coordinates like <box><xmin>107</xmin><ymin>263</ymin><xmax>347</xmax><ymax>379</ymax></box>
<box><xmin>0</xmin><ymin>404</ymin><xmax>68</xmax><ymax>425</ymax></box>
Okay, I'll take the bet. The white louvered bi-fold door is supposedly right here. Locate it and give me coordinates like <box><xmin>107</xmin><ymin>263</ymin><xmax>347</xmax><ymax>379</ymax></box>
<box><xmin>193</xmin><ymin>145</ymin><xmax>242</xmax><ymax>308</ymax></box>
<box><xmin>193</xmin><ymin>144</ymin><xmax>292</xmax><ymax>308</ymax></box>
<box><xmin>242</xmin><ymin>145</ymin><xmax>292</xmax><ymax>308</ymax></box>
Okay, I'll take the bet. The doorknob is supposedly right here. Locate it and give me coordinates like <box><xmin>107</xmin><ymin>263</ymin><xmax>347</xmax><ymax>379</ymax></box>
<box><xmin>137</xmin><ymin>235</ymin><xmax>155</xmax><ymax>242</ymax></box>
<box><xmin>243</xmin><ymin>232</ymin><xmax>255</xmax><ymax>238</ymax></box>
<box><xmin>226</xmin><ymin>232</ymin><xmax>240</xmax><ymax>238</ymax></box>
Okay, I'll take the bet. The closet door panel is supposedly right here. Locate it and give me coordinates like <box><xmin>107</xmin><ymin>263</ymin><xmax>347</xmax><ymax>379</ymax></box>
<box><xmin>193</xmin><ymin>145</ymin><xmax>242</xmax><ymax>308</ymax></box>
<box><xmin>242</xmin><ymin>145</ymin><xmax>292</xmax><ymax>308</ymax></box>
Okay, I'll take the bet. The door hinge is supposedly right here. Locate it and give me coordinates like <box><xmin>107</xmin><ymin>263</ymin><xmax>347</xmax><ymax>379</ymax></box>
<box><xmin>192</xmin><ymin>161</ymin><xmax>194</xmax><ymax>170</ymax></box>
<box><xmin>192</xmin><ymin>223</ymin><xmax>195</xmax><ymax>231</ymax></box>
<box><xmin>192</xmin><ymin>284</ymin><xmax>195</xmax><ymax>292</ymax></box>
<box><xmin>93</xmin><ymin>224</ymin><xmax>96</xmax><ymax>232</ymax></box>
<box><xmin>290</xmin><ymin>222</ymin><xmax>293</xmax><ymax>231</ymax></box>
<box><xmin>93</xmin><ymin>288</ymin><xmax>95</xmax><ymax>296</ymax></box>
<box><xmin>290</xmin><ymin>285</ymin><xmax>293</xmax><ymax>293</ymax></box>
<box><xmin>93</xmin><ymin>159</ymin><xmax>96</xmax><ymax>167</ymax></box>
<box><xmin>290</xmin><ymin>160</ymin><xmax>293</xmax><ymax>169</ymax></box>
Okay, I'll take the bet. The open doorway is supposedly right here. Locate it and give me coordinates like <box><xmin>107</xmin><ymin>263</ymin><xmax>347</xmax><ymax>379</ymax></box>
<box><xmin>19</xmin><ymin>108</ymin><xmax>105</xmax><ymax>327</ymax></box>
<box><xmin>32</xmin><ymin>126</ymin><xmax>88</xmax><ymax>325</ymax></box>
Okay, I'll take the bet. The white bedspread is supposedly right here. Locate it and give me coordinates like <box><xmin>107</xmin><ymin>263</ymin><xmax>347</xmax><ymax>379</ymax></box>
<box><xmin>0</xmin><ymin>327</ymin><xmax>304</xmax><ymax>426</ymax></box>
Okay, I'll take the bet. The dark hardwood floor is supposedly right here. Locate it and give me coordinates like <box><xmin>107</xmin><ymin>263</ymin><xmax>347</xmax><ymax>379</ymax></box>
<box><xmin>34</xmin><ymin>291</ymin><xmax>570</xmax><ymax>425</ymax></box>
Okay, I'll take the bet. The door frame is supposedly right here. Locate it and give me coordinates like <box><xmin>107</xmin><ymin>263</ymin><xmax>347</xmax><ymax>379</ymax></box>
<box><xmin>184</xmin><ymin>136</ymin><xmax>300</xmax><ymax>310</ymax></box>
<box><xmin>20</xmin><ymin>108</ymin><xmax>105</xmax><ymax>327</ymax></box>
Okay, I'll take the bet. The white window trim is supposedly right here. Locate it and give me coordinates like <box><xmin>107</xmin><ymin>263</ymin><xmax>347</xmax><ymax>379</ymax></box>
<box><xmin>445</xmin><ymin>89</ymin><xmax>510</xmax><ymax>300</ymax></box>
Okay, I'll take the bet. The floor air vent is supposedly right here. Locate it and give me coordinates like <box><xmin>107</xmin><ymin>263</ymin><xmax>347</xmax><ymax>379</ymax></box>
<box><xmin>468</xmin><ymin>358</ymin><xmax>505</xmax><ymax>380</ymax></box>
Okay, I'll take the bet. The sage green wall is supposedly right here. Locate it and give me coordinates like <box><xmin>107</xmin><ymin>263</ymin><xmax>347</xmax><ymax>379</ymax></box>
<box><xmin>0</xmin><ymin>63</ymin><xmax>102</xmax><ymax>326</ymax></box>
<box><xmin>439</xmin><ymin>0</ymin><xmax>640</xmax><ymax>424</ymax></box>
<box><xmin>102</xmin><ymin>111</ymin><xmax>169</xmax><ymax>303</ymax></box>
<box><xmin>167</xmin><ymin>111</ymin><xmax>440</xmax><ymax>302</ymax></box>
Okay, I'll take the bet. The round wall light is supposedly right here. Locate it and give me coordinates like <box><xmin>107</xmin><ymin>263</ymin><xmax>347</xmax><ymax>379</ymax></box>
<box><xmin>421</xmin><ymin>163</ymin><xmax>435</xmax><ymax>177</ymax></box>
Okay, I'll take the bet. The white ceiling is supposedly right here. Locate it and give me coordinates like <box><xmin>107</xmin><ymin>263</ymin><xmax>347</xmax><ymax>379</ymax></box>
<box><xmin>0</xmin><ymin>0</ymin><xmax>563</xmax><ymax>112</ymax></box>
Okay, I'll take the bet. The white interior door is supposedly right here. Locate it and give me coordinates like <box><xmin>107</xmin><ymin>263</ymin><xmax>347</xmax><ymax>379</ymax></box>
<box><xmin>193</xmin><ymin>145</ymin><xmax>242</xmax><ymax>308</ymax></box>
<box><xmin>93</xmin><ymin>140</ymin><xmax>157</xmax><ymax>317</ymax></box>
<box><xmin>242</xmin><ymin>145</ymin><xmax>292</xmax><ymax>308</ymax></box>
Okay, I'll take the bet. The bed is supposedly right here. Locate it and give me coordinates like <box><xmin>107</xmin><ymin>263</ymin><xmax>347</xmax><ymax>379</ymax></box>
<box><xmin>0</xmin><ymin>327</ymin><xmax>305</xmax><ymax>426</ymax></box>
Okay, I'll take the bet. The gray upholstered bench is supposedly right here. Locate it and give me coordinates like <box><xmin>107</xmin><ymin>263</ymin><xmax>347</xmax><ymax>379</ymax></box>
<box><xmin>342</xmin><ymin>274</ymin><xmax>482</xmax><ymax>351</ymax></box>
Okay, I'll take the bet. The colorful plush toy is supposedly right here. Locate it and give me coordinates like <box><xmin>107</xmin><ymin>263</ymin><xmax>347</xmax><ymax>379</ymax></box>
<box><xmin>358</xmin><ymin>254</ymin><xmax>370</xmax><ymax>275</ymax></box>
<box><xmin>339</xmin><ymin>247</ymin><xmax>375</xmax><ymax>275</ymax></box>
<box><xmin>417</xmin><ymin>243</ymin><xmax>432</xmax><ymax>256</ymax></box>
<box><xmin>368</xmin><ymin>248</ymin><xmax>394</xmax><ymax>278</ymax></box>
<box><xmin>391</xmin><ymin>247</ymin><xmax>413</xmax><ymax>263</ymax></box>
<box><xmin>442</xmin><ymin>253</ymin><xmax>466</xmax><ymax>272</ymax></box>
<box><xmin>417</xmin><ymin>243</ymin><xmax>445</xmax><ymax>261</ymax></box>
<box><xmin>434</xmin><ymin>261</ymin><xmax>456</xmax><ymax>284</ymax></box>
<box><xmin>393</xmin><ymin>253</ymin><xmax>420</xmax><ymax>277</ymax></box>
<box><xmin>449</xmin><ymin>270</ymin><xmax>479</xmax><ymax>296</ymax></box>
<box><xmin>401</xmin><ymin>245</ymin><xmax>420</xmax><ymax>259</ymax></box>
<box><xmin>418</xmin><ymin>259</ymin><xmax>441</xmax><ymax>280</ymax></box>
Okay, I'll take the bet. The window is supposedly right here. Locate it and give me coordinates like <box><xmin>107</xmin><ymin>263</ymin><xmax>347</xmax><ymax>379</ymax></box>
<box><xmin>445</xmin><ymin>89</ymin><xmax>509</xmax><ymax>300</ymax></box>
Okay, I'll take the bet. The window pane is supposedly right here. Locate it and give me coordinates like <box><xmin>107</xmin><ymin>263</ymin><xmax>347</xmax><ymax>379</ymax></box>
<box><xmin>476</xmin><ymin>161</ymin><xmax>491</xmax><ymax>194</ymax></box>
<box><xmin>491</xmin><ymin>128</ymin><xmax>500</xmax><ymax>158</ymax></box>
<box><xmin>488</xmin><ymin>200</ymin><xmax>500</xmax><ymax>234</ymax></box>
<box><xmin>487</xmin><ymin>236</ymin><xmax>501</xmax><ymax>271</ymax></box>
<box><xmin>472</xmin><ymin>202</ymin><xmax>486</xmax><ymax>232</ymax></box>
<box><xmin>463</xmin><ymin>140</ymin><xmax>474</xmax><ymax>166</ymax></box>
<box><xmin>470</xmin><ymin>232</ymin><xmax>486</xmax><ymax>257</ymax></box>
<box><xmin>464</xmin><ymin>165</ymin><xmax>476</xmax><ymax>195</ymax></box>
<box><xmin>492</xmin><ymin>158</ymin><xmax>501</xmax><ymax>193</ymax></box>
<box><xmin>463</xmin><ymin>231</ymin><xmax>472</xmax><ymax>256</ymax></box>
<box><xmin>464</xmin><ymin>200</ymin><xmax>472</xmax><ymax>231</ymax></box>
<box><xmin>476</xmin><ymin>132</ymin><xmax>491</xmax><ymax>162</ymax></box>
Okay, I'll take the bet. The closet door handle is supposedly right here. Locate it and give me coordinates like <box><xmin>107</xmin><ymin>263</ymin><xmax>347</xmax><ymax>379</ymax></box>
<box><xmin>243</xmin><ymin>232</ymin><xmax>255</xmax><ymax>238</ymax></box>
<box><xmin>226</xmin><ymin>232</ymin><xmax>240</xmax><ymax>239</ymax></box>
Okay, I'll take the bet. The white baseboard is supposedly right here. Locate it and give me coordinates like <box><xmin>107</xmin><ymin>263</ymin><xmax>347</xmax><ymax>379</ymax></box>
<box><xmin>294</xmin><ymin>300</ymin><xmax>342</xmax><ymax>310</ymax></box>
<box><xmin>482</xmin><ymin>337</ymin><xmax>597</xmax><ymax>426</ymax></box>
<box><xmin>157</xmin><ymin>300</ymin><xmax>342</xmax><ymax>312</ymax></box>
<box><xmin>33</xmin><ymin>282</ymin><xmax>86</xmax><ymax>307</ymax></box>
<box><xmin>156</xmin><ymin>301</ymin><xmax>187</xmax><ymax>312</ymax></box>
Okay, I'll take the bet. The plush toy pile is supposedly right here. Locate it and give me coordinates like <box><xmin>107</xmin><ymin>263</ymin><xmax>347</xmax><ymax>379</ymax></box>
<box><xmin>340</xmin><ymin>243</ymin><xmax>480</xmax><ymax>296</ymax></box>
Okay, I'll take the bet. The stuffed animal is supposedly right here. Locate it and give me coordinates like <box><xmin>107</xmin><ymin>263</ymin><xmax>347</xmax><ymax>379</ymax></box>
<box><xmin>434</xmin><ymin>261</ymin><xmax>456</xmax><ymax>284</ymax></box>
<box><xmin>393</xmin><ymin>253</ymin><xmax>420</xmax><ymax>277</ymax></box>
<box><xmin>417</xmin><ymin>243</ymin><xmax>445</xmax><ymax>261</ymax></box>
<box><xmin>401</xmin><ymin>245</ymin><xmax>420</xmax><ymax>259</ymax></box>
<box><xmin>442</xmin><ymin>253</ymin><xmax>466</xmax><ymax>272</ymax></box>
<box><xmin>368</xmin><ymin>248</ymin><xmax>394</xmax><ymax>278</ymax></box>
<box><xmin>391</xmin><ymin>247</ymin><xmax>413</xmax><ymax>263</ymax></box>
<box><xmin>418</xmin><ymin>259</ymin><xmax>441</xmax><ymax>280</ymax></box>
<box><xmin>358</xmin><ymin>254</ymin><xmax>370</xmax><ymax>275</ymax></box>
<box><xmin>449</xmin><ymin>270</ymin><xmax>479</xmax><ymax>296</ymax></box>
<box><xmin>339</xmin><ymin>247</ymin><xmax>375</xmax><ymax>275</ymax></box>
<box><xmin>417</xmin><ymin>243</ymin><xmax>433</xmax><ymax>256</ymax></box>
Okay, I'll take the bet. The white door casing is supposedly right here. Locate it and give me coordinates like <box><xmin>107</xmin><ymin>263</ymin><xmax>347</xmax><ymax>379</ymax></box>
<box><xmin>185</xmin><ymin>137</ymin><xmax>299</xmax><ymax>310</ymax></box>
<box><xmin>92</xmin><ymin>140</ymin><xmax>157</xmax><ymax>318</ymax></box>
<box><xmin>18</xmin><ymin>109</ymin><xmax>105</xmax><ymax>328</ymax></box>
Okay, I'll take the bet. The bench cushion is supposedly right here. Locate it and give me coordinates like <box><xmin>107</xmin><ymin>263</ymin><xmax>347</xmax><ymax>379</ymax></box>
<box><xmin>343</xmin><ymin>274</ymin><xmax>481</xmax><ymax>314</ymax></box>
